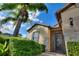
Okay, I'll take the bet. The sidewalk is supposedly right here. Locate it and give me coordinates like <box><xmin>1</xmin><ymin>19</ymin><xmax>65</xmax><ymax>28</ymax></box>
<box><xmin>39</xmin><ymin>52</ymin><xmax>65</xmax><ymax>56</ymax></box>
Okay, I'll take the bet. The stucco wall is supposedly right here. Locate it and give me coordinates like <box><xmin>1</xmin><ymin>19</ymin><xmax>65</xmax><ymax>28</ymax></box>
<box><xmin>61</xmin><ymin>5</ymin><xmax>79</xmax><ymax>41</ymax></box>
<box><xmin>27</xmin><ymin>25</ymin><xmax>49</xmax><ymax>51</ymax></box>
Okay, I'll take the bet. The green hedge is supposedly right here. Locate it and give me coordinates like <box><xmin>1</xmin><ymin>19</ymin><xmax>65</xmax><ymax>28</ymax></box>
<box><xmin>10</xmin><ymin>40</ymin><xmax>44</xmax><ymax>56</ymax></box>
<box><xmin>67</xmin><ymin>42</ymin><xmax>79</xmax><ymax>56</ymax></box>
<box><xmin>0</xmin><ymin>35</ymin><xmax>45</xmax><ymax>56</ymax></box>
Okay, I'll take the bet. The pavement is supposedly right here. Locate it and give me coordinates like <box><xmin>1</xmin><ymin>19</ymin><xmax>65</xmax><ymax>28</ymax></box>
<box><xmin>39</xmin><ymin>52</ymin><xmax>65</xmax><ymax>56</ymax></box>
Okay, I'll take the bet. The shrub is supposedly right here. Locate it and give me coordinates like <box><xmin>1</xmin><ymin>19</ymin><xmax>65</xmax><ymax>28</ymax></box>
<box><xmin>0</xmin><ymin>41</ymin><xmax>9</xmax><ymax>56</ymax></box>
<box><xmin>10</xmin><ymin>40</ymin><xmax>44</xmax><ymax>56</ymax></box>
<box><xmin>67</xmin><ymin>41</ymin><xmax>79</xmax><ymax>56</ymax></box>
<box><xmin>0</xmin><ymin>35</ymin><xmax>45</xmax><ymax>56</ymax></box>
<box><xmin>0</xmin><ymin>35</ymin><xmax>10</xmax><ymax>56</ymax></box>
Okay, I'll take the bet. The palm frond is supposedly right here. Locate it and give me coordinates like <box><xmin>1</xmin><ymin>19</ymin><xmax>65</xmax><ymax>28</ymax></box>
<box><xmin>0</xmin><ymin>3</ymin><xmax>20</xmax><ymax>11</ymax></box>
<box><xmin>0</xmin><ymin>17</ymin><xmax>16</xmax><ymax>25</ymax></box>
<box><xmin>23</xmin><ymin>19</ymin><xmax>31</xmax><ymax>23</ymax></box>
<box><xmin>27</xmin><ymin>3</ymin><xmax>48</xmax><ymax>13</ymax></box>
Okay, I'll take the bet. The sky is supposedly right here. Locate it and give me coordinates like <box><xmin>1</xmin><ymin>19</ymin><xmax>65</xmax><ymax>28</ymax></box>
<box><xmin>0</xmin><ymin>3</ymin><xmax>64</xmax><ymax>37</ymax></box>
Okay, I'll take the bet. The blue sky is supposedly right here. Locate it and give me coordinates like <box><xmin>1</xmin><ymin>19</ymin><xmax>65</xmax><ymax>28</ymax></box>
<box><xmin>38</xmin><ymin>3</ymin><xmax>64</xmax><ymax>26</ymax></box>
<box><xmin>0</xmin><ymin>3</ymin><xmax>64</xmax><ymax>37</ymax></box>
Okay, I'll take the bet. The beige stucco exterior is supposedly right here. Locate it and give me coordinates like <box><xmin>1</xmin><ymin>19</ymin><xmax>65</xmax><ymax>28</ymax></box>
<box><xmin>27</xmin><ymin>25</ymin><xmax>49</xmax><ymax>51</ymax></box>
<box><xmin>61</xmin><ymin>4</ymin><xmax>79</xmax><ymax>41</ymax></box>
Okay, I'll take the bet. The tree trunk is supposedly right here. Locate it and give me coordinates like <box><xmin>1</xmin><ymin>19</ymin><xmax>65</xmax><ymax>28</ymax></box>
<box><xmin>13</xmin><ymin>19</ymin><xmax>22</xmax><ymax>36</ymax></box>
<box><xmin>13</xmin><ymin>5</ymin><xmax>27</xmax><ymax>36</ymax></box>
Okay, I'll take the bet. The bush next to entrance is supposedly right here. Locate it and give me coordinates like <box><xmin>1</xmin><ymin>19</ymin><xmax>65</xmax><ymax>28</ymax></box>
<box><xmin>67</xmin><ymin>41</ymin><xmax>79</xmax><ymax>56</ymax></box>
<box><xmin>0</xmin><ymin>35</ymin><xmax>45</xmax><ymax>56</ymax></box>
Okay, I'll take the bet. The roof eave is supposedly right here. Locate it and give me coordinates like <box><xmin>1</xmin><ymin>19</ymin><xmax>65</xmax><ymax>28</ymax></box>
<box><xmin>55</xmin><ymin>3</ymin><xmax>75</xmax><ymax>27</ymax></box>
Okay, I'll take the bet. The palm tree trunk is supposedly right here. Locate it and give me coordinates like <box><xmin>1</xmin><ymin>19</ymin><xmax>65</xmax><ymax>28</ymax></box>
<box><xmin>13</xmin><ymin>5</ymin><xmax>27</xmax><ymax>36</ymax></box>
<box><xmin>13</xmin><ymin>19</ymin><xmax>22</xmax><ymax>36</ymax></box>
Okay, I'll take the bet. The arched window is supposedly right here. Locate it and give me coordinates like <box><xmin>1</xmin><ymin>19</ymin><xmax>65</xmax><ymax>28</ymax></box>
<box><xmin>32</xmin><ymin>31</ymin><xmax>39</xmax><ymax>42</ymax></box>
<box><xmin>69</xmin><ymin>17</ymin><xmax>74</xmax><ymax>27</ymax></box>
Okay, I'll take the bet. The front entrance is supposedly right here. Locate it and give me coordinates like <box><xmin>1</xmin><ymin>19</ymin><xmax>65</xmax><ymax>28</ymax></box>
<box><xmin>54</xmin><ymin>32</ymin><xmax>63</xmax><ymax>53</ymax></box>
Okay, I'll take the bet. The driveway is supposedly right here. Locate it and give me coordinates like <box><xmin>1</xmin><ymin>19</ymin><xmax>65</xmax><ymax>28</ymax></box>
<box><xmin>39</xmin><ymin>52</ymin><xmax>65</xmax><ymax>56</ymax></box>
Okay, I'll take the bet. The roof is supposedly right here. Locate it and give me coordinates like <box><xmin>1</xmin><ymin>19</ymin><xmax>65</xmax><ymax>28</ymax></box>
<box><xmin>27</xmin><ymin>23</ymin><xmax>53</xmax><ymax>32</ymax></box>
<box><xmin>53</xmin><ymin>23</ymin><xmax>59</xmax><ymax>28</ymax></box>
<box><xmin>55</xmin><ymin>3</ymin><xmax>75</xmax><ymax>26</ymax></box>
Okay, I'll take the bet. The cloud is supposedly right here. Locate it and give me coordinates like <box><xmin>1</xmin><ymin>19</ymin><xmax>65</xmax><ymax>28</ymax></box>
<box><xmin>34</xmin><ymin>10</ymin><xmax>40</xmax><ymax>17</ymax></box>
<box><xmin>0</xmin><ymin>16</ymin><xmax>5</xmax><ymax>21</ymax></box>
<box><xmin>28</xmin><ymin>10</ymin><xmax>40</xmax><ymax>19</ymax></box>
<box><xmin>28</xmin><ymin>10</ymin><xmax>43</xmax><ymax>23</ymax></box>
<box><xmin>30</xmin><ymin>18</ymin><xmax>43</xmax><ymax>23</ymax></box>
<box><xmin>0</xmin><ymin>21</ymin><xmax>15</xmax><ymax>34</ymax></box>
<box><xmin>0</xmin><ymin>11</ymin><xmax>9</xmax><ymax>17</ymax></box>
<box><xmin>21</xmin><ymin>24</ymin><xmax>26</xmax><ymax>27</ymax></box>
<box><xmin>21</xmin><ymin>23</ymin><xmax>29</xmax><ymax>28</ymax></box>
<box><xmin>0</xmin><ymin>10</ymin><xmax>14</xmax><ymax>21</ymax></box>
<box><xmin>0</xmin><ymin>10</ymin><xmax>17</xmax><ymax>34</ymax></box>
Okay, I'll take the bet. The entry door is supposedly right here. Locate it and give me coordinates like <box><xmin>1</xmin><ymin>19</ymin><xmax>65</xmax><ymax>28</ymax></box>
<box><xmin>55</xmin><ymin>33</ymin><xmax>62</xmax><ymax>51</ymax></box>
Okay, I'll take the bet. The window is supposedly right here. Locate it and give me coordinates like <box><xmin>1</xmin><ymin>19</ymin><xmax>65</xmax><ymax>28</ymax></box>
<box><xmin>32</xmin><ymin>31</ymin><xmax>39</xmax><ymax>42</ymax></box>
<box><xmin>69</xmin><ymin>17</ymin><xmax>74</xmax><ymax>27</ymax></box>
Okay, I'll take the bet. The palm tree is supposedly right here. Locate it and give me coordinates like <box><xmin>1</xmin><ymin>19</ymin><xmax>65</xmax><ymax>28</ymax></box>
<box><xmin>0</xmin><ymin>3</ymin><xmax>48</xmax><ymax>36</ymax></box>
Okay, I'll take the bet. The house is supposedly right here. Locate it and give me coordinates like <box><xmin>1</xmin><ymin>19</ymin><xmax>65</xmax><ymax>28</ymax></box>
<box><xmin>27</xmin><ymin>3</ymin><xmax>79</xmax><ymax>53</ymax></box>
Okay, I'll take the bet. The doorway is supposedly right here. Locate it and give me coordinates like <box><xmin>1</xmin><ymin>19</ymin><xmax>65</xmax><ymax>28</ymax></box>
<box><xmin>54</xmin><ymin>32</ymin><xmax>63</xmax><ymax>53</ymax></box>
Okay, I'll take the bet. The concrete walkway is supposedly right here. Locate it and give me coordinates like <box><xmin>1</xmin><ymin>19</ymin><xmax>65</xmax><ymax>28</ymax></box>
<box><xmin>39</xmin><ymin>52</ymin><xmax>65</xmax><ymax>56</ymax></box>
